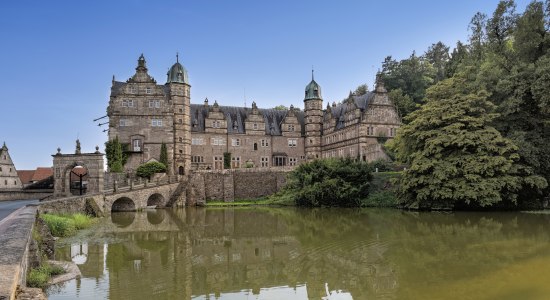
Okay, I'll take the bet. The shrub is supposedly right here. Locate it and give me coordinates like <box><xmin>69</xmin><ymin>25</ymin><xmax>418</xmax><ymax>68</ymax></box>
<box><xmin>286</xmin><ymin>158</ymin><xmax>373</xmax><ymax>207</ymax></box>
<box><xmin>40</xmin><ymin>214</ymin><xmax>76</xmax><ymax>237</ymax></box>
<box><xmin>136</xmin><ymin>161</ymin><xmax>167</xmax><ymax>178</ymax></box>
<box><xmin>40</xmin><ymin>213</ymin><xmax>96</xmax><ymax>237</ymax></box>
<box><xmin>27</xmin><ymin>262</ymin><xmax>65</xmax><ymax>288</ymax></box>
<box><xmin>369</xmin><ymin>159</ymin><xmax>393</xmax><ymax>172</ymax></box>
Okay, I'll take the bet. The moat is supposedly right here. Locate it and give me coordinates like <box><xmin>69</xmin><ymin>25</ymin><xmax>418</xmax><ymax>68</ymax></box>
<box><xmin>47</xmin><ymin>207</ymin><xmax>550</xmax><ymax>300</ymax></box>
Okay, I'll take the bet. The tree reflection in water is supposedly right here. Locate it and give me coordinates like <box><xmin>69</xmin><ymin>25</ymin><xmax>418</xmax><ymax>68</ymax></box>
<box><xmin>49</xmin><ymin>208</ymin><xmax>550</xmax><ymax>300</ymax></box>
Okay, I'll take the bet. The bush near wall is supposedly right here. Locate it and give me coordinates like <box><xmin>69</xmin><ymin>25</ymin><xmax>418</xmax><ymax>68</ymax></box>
<box><xmin>136</xmin><ymin>161</ymin><xmax>167</xmax><ymax>178</ymax></box>
<box><xmin>284</xmin><ymin>158</ymin><xmax>373</xmax><ymax>207</ymax></box>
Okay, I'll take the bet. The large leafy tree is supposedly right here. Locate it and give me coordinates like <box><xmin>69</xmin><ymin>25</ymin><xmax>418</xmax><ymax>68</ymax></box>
<box><xmin>394</xmin><ymin>76</ymin><xmax>522</xmax><ymax>208</ymax></box>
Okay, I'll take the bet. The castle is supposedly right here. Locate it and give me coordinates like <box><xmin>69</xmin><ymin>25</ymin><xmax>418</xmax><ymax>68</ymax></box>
<box><xmin>107</xmin><ymin>55</ymin><xmax>400</xmax><ymax>175</ymax></box>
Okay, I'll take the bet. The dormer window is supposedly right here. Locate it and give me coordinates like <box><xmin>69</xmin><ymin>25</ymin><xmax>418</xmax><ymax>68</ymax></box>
<box><xmin>253</xmin><ymin>123</ymin><xmax>258</xmax><ymax>130</ymax></box>
<box><xmin>146</xmin><ymin>87</ymin><xmax>152</xmax><ymax>94</ymax></box>
<box><xmin>288</xmin><ymin>124</ymin><xmax>295</xmax><ymax>131</ymax></box>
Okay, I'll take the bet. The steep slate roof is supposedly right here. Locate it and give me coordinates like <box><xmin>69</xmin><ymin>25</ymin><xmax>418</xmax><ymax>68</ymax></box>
<box><xmin>327</xmin><ymin>92</ymin><xmax>375</xmax><ymax>130</ymax></box>
<box><xmin>190</xmin><ymin>104</ymin><xmax>305</xmax><ymax>136</ymax></box>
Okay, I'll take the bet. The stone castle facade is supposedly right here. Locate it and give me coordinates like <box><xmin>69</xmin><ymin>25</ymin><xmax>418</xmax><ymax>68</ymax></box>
<box><xmin>107</xmin><ymin>55</ymin><xmax>400</xmax><ymax>175</ymax></box>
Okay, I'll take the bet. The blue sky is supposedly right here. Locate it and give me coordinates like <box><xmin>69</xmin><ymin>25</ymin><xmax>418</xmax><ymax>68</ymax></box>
<box><xmin>0</xmin><ymin>0</ymin><xmax>531</xmax><ymax>169</ymax></box>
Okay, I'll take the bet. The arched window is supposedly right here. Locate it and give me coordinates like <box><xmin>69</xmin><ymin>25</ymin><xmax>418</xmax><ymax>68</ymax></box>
<box><xmin>178</xmin><ymin>166</ymin><xmax>184</xmax><ymax>175</ymax></box>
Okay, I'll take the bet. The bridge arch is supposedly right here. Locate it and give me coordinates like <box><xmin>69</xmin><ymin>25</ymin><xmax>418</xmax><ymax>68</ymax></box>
<box><xmin>147</xmin><ymin>193</ymin><xmax>165</xmax><ymax>207</ymax></box>
<box><xmin>112</xmin><ymin>197</ymin><xmax>136</xmax><ymax>212</ymax></box>
<box><xmin>111</xmin><ymin>212</ymin><xmax>136</xmax><ymax>228</ymax></box>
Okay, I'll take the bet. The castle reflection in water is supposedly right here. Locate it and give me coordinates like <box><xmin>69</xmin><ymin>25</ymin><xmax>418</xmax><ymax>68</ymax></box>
<box><xmin>53</xmin><ymin>208</ymin><xmax>397</xmax><ymax>299</ymax></box>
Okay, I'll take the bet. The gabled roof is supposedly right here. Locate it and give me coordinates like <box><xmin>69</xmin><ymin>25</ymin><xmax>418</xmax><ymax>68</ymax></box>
<box><xmin>17</xmin><ymin>170</ymin><xmax>35</xmax><ymax>184</ymax></box>
<box><xmin>190</xmin><ymin>104</ymin><xmax>305</xmax><ymax>136</ymax></box>
<box><xmin>32</xmin><ymin>167</ymin><xmax>53</xmax><ymax>181</ymax></box>
<box><xmin>326</xmin><ymin>92</ymin><xmax>375</xmax><ymax>130</ymax></box>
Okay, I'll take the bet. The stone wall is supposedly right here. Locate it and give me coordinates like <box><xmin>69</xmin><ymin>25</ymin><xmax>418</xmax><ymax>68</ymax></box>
<box><xmin>188</xmin><ymin>168</ymin><xmax>291</xmax><ymax>203</ymax></box>
<box><xmin>0</xmin><ymin>205</ymin><xmax>37</xmax><ymax>300</ymax></box>
<box><xmin>0</xmin><ymin>190</ymin><xmax>52</xmax><ymax>201</ymax></box>
<box><xmin>38</xmin><ymin>194</ymin><xmax>104</xmax><ymax>215</ymax></box>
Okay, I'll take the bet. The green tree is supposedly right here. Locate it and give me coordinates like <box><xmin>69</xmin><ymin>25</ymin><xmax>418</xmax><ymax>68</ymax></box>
<box><xmin>424</xmin><ymin>41</ymin><xmax>450</xmax><ymax>82</ymax></box>
<box><xmin>105</xmin><ymin>136</ymin><xmax>124</xmax><ymax>173</ymax></box>
<box><xmin>393</xmin><ymin>76</ymin><xmax>522</xmax><ymax>208</ymax></box>
<box><xmin>159</xmin><ymin>142</ymin><xmax>168</xmax><ymax>167</ymax></box>
<box><xmin>353</xmin><ymin>84</ymin><xmax>369</xmax><ymax>96</ymax></box>
<box><xmin>273</xmin><ymin>105</ymin><xmax>288</xmax><ymax>111</ymax></box>
<box><xmin>285</xmin><ymin>158</ymin><xmax>373</xmax><ymax>207</ymax></box>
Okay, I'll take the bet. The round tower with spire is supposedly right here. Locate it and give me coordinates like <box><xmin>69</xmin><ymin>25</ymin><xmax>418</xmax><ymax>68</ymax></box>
<box><xmin>167</xmin><ymin>53</ymin><xmax>191</xmax><ymax>175</ymax></box>
<box><xmin>304</xmin><ymin>69</ymin><xmax>323</xmax><ymax>160</ymax></box>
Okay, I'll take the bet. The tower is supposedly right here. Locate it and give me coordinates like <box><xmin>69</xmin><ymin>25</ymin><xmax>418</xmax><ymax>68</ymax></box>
<box><xmin>304</xmin><ymin>70</ymin><xmax>323</xmax><ymax>160</ymax></box>
<box><xmin>167</xmin><ymin>54</ymin><xmax>191</xmax><ymax>175</ymax></box>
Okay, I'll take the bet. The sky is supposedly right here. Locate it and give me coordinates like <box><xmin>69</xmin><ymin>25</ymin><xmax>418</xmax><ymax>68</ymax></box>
<box><xmin>0</xmin><ymin>0</ymin><xmax>532</xmax><ymax>170</ymax></box>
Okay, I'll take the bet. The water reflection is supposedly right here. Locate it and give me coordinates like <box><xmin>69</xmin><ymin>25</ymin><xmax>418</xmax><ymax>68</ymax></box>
<box><xmin>49</xmin><ymin>208</ymin><xmax>550</xmax><ymax>300</ymax></box>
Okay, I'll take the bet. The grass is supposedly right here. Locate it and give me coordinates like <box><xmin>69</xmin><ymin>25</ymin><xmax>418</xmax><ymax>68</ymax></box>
<box><xmin>206</xmin><ymin>192</ymin><xmax>295</xmax><ymax>207</ymax></box>
<box><xmin>40</xmin><ymin>213</ymin><xmax>96</xmax><ymax>237</ymax></box>
<box><xmin>27</xmin><ymin>261</ymin><xmax>65</xmax><ymax>289</ymax></box>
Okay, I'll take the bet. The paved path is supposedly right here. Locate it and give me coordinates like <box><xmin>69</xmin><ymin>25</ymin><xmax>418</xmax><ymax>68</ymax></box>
<box><xmin>0</xmin><ymin>199</ymin><xmax>38</xmax><ymax>221</ymax></box>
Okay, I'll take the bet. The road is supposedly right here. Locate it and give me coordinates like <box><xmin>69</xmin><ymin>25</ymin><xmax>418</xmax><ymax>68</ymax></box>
<box><xmin>0</xmin><ymin>199</ymin><xmax>39</xmax><ymax>221</ymax></box>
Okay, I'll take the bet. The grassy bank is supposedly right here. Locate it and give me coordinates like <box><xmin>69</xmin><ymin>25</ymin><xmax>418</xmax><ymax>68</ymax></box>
<box><xmin>40</xmin><ymin>213</ymin><xmax>96</xmax><ymax>237</ymax></box>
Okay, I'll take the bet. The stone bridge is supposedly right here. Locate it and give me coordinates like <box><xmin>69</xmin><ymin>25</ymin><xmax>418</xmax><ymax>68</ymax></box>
<box><xmin>39</xmin><ymin>179</ymin><xmax>187</xmax><ymax>215</ymax></box>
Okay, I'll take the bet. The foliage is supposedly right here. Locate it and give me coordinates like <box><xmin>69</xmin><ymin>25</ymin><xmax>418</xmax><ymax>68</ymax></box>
<box><xmin>40</xmin><ymin>213</ymin><xmax>95</xmax><ymax>237</ymax></box>
<box><xmin>27</xmin><ymin>262</ymin><xmax>65</xmax><ymax>289</ymax></box>
<box><xmin>159</xmin><ymin>142</ymin><xmax>168</xmax><ymax>167</ymax></box>
<box><xmin>105</xmin><ymin>136</ymin><xmax>126</xmax><ymax>173</ymax></box>
<box><xmin>135</xmin><ymin>161</ymin><xmax>167</xmax><ymax>178</ymax></box>
<box><xmin>223</xmin><ymin>152</ymin><xmax>231</xmax><ymax>169</ymax></box>
<box><xmin>393</xmin><ymin>76</ymin><xmax>524</xmax><ymax>208</ymax></box>
<box><xmin>353</xmin><ymin>84</ymin><xmax>369</xmax><ymax>96</ymax></box>
<box><xmin>369</xmin><ymin>159</ymin><xmax>393</xmax><ymax>172</ymax></box>
<box><xmin>284</xmin><ymin>158</ymin><xmax>373</xmax><ymax>207</ymax></box>
<box><xmin>273</xmin><ymin>105</ymin><xmax>288</xmax><ymax>111</ymax></box>
<box><xmin>388</xmin><ymin>1</ymin><xmax>550</xmax><ymax>209</ymax></box>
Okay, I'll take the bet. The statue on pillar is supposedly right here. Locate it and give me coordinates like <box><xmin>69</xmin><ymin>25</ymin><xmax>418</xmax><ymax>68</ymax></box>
<box><xmin>75</xmin><ymin>139</ymin><xmax>81</xmax><ymax>154</ymax></box>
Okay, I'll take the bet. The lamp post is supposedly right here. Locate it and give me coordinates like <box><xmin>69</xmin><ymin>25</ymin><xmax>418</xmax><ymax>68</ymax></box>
<box><xmin>71</xmin><ymin>165</ymin><xmax>88</xmax><ymax>195</ymax></box>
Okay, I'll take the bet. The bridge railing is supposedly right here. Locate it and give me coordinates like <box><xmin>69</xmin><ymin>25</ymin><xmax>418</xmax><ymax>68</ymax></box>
<box><xmin>103</xmin><ymin>175</ymin><xmax>180</xmax><ymax>195</ymax></box>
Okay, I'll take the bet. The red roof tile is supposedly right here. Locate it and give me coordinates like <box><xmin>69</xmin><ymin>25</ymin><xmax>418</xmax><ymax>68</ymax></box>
<box><xmin>31</xmin><ymin>167</ymin><xmax>53</xmax><ymax>182</ymax></box>
<box><xmin>18</xmin><ymin>170</ymin><xmax>35</xmax><ymax>184</ymax></box>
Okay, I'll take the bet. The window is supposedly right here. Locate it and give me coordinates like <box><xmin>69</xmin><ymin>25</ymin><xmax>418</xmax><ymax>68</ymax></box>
<box><xmin>120</xmin><ymin>119</ymin><xmax>130</xmax><ymax>127</ymax></box>
<box><xmin>231</xmin><ymin>156</ymin><xmax>241</xmax><ymax>168</ymax></box>
<box><xmin>145</xmin><ymin>87</ymin><xmax>152</xmax><ymax>94</ymax></box>
<box><xmin>192</xmin><ymin>156</ymin><xmax>204</xmax><ymax>163</ymax></box>
<box><xmin>214</xmin><ymin>156</ymin><xmax>223</xmax><ymax>170</ymax></box>
<box><xmin>129</xmin><ymin>86</ymin><xmax>137</xmax><ymax>93</ymax></box>
<box><xmin>253</xmin><ymin>123</ymin><xmax>258</xmax><ymax>130</ymax></box>
<box><xmin>211</xmin><ymin>137</ymin><xmax>226</xmax><ymax>146</ymax></box>
<box><xmin>261</xmin><ymin>139</ymin><xmax>269</xmax><ymax>147</ymax></box>
<box><xmin>288</xmin><ymin>124</ymin><xmax>295</xmax><ymax>131</ymax></box>
<box><xmin>289</xmin><ymin>157</ymin><xmax>297</xmax><ymax>166</ymax></box>
<box><xmin>253</xmin><ymin>143</ymin><xmax>258</xmax><ymax>151</ymax></box>
<box><xmin>231</xmin><ymin>138</ymin><xmax>241</xmax><ymax>147</ymax></box>
<box><xmin>179</xmin><ymin>166</ymin><xmax>184</xmax><ymax>175</ymax></box>
<box><xmin>212</xmin><ymin>120</ymin><xmax>221</xmax><ymax>128</ymax></box>
<box><xmin>261</xmin><ymin>157</ymin><xmax>269</xmax><ymax>167</ymax></box>
<box><xmin>192</xmin><ymin>138</ymin><xmax>204</xmax><ymax>145</ymax></box>
<box><xmin>151</xmin><ymin>119</ymin><xmax>163</xmax><ymax>127</ymax></box>
<box><xmin>367</xmin><ymin>127</ymin><xmax>374</xmax><ymax>136</ymax></box>
<box><xmin>149</xmin><ymin>100</ymin><xmax>160</xmax><ymax>108</ymax></box>
<box><xmin>273</xmin><ymin>156</ymin><xmax>286</xmax><ymax>166</ymax></box>
<box><xmin>132</xmin><ymin>139</ymin><xmax>142</xmax><ymax>152</ymax></box>
<box><xmin>122</xmin><ymin>99</ymin><xmax>134</xmax><ymax>107</ymax></box>
<box><xmin>179</xmin><ymin>137</ymin><xmax>183</xmax><ymax>142</ymax></box>
<box><xmin>390</xmin><ymin>128</ymin><xmax>396</xmax><ymax>137</ymax></box>
<box><xmin>288</xmin><ymin>139</ymin><xmax>297</xmax><ymax>147</ymax></box>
